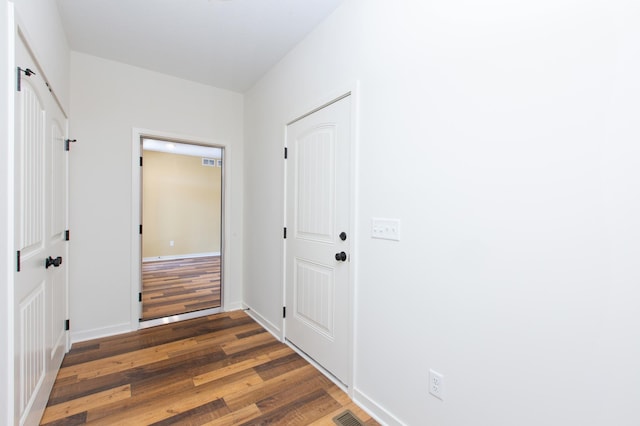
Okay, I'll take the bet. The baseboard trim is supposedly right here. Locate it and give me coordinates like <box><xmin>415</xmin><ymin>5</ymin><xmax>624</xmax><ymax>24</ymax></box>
<box><xmin>242</xmin><ymin>303</ymin><xmax>282</xmax><ymax>341</ymax></box>
<box><xmin>224</xmin><ymin>301</ymin><xmax>243</xmax><ymax>312</ymax></box>
<box><xmin>142</xmin><ymin>252</ymin><xmax>220</xmax><ymax>262</ymax></box>
<box><xmin>352</xmin><ymin>387</ymin><xmax>405</xmax><ymax>426</ymax></box>
<box><xmin>70</xmin><ymin>322</ymin><xmax>134</xmax><ymax>344</ymax></box>
<box><xmin>285</xmin><ymin>338</ymin><xmax>348</xmax><ymax>392</ymax></box>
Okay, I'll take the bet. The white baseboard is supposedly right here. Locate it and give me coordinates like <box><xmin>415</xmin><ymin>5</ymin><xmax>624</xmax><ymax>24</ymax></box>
<box><xmin>72</xmin><ymin>301</ymin><xmax>238</xmax><ymax>344</ymax></box>
<box><xmin>224</xmin><ymin>301</ymin><xmax>243</xmax><ymax>312</ymax></box>
<box><xmin>242</xmin><ymin>303</ymin><xmax>282</xmax><ymax>341</ymax></box>
<box><xmin>285</xmin><ymin>339</ymin><xmax>348</xmax><ymax>392</ymax></box>
<box><xmin>243</xmin><ymin>304</ymin><xmax>390</xmax><ymax>425</ymax></box>
<box><xmin>352</xmin><ymin>387</ymin><xmax>405</xmax><ymax>426</ymax></box>
<box><xmin>143</xmin><ymin>252</ymin><xmax>220</xmax><ymax>262</ymax></box>
<box><xmin>70</xmin><ymin>322</ymin><xmax>134</xmax><ymax>345</ymax></box>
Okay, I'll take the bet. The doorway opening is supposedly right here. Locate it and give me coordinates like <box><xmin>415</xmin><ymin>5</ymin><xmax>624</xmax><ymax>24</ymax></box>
<box><xmin>139</xmin><ymin>138</ymin><xmax>224</xmax><ymax>322</ymax></box>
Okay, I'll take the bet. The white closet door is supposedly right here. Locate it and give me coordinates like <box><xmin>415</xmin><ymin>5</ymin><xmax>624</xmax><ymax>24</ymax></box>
<box><xmin>14</xmin><ymin>31</ymin><xmax>69</xmax><ymax>426</ymax></box>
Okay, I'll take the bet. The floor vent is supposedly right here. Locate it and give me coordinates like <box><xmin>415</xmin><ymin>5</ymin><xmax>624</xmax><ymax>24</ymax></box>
<box><xmin>333</xmin><ymin>410</ymin><xmax>364</xmax><ymax>426</ymax></box>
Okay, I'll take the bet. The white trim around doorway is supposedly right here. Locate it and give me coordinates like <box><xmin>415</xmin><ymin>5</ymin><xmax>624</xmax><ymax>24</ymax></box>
<box><xmin>281</xmin><ymin>80</ymin><xmax>361</xmax><ymax>396</ymax></box>
<box><xmin>131</xmin><ymin>128</ymin><xmax>230</xmax><ymax>330</ymax></box>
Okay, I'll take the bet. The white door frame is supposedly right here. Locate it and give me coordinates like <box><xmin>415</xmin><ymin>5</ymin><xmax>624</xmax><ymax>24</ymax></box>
<box><xmin>2</xmin><ymin>4</ymin><xmax>16</xmax><ymax>425</ymax></box>
<box><xmin>282</xmin><ymin>82</ymin><xmax>360</xmax><ymax>393</ymax></box>
<box><xmin>130</xmin><ymin>128</ymin><xmax>230</xmax><ymax>329</ymax></box>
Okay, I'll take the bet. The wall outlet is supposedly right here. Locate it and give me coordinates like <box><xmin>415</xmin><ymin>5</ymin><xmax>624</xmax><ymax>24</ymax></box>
<box><xmin>169</xmin><ymin>240</ymin><xmax>174</xmax><ymax>247</ymax></box>
<box><xmin>429</xmin><ymin>369</ymin><xmax>444</xmax><ymax>400</ymax></box>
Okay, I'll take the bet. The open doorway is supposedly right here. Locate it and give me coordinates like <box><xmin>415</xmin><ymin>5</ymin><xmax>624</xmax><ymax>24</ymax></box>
<box><xmin>140</xmin><ymin>138</ymin><xmax>223</xmax><ymax>321</ymax></box>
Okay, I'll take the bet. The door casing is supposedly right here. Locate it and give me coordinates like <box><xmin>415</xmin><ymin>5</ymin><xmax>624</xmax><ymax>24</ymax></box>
<box><xmin>131</xmin><ymin>128</ymin><xmax>229</xmax><ymax>329</ymax></box>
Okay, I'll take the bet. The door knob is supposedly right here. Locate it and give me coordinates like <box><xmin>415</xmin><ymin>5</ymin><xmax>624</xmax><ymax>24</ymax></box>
<box><xmin>46</xmin><ymin>256</ymin><xmax>62</xmax><ymax>269</ymax></box>
<box><xmin>335</xmin><ymin>251</ymin><xmax>347</xmax><ymax>262</ymax></box>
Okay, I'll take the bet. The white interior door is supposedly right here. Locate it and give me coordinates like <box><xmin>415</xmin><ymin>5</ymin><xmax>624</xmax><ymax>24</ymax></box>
<box><xmin>285</xmin><ymin>95</ymin><xmax>352</xmax><ymax>385</ymax></box>
<box><xmin>14</xmin><ymin>32</ymin><xmax>69</xmax><ymax>426</ymax></box>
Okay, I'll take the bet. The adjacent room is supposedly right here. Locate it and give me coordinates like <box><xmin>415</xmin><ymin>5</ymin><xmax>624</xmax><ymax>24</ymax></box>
<box><xmin>140</xmin><ymin>139</ymin><xmax>224</xmax><ymax>321</ymax></box>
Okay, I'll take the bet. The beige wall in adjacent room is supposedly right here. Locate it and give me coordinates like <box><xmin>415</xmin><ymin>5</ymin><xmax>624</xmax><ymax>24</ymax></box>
<box><xmin>142</xmin><ymin>150</ymin><xmax>221</xmax><ymax>258</ymax></box>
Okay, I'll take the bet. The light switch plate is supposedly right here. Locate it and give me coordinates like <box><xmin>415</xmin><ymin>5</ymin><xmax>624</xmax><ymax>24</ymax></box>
<box><xmin>371</xmin><ymin>218</ymin><xmax>400</xmax><ymax>241</ymax></box>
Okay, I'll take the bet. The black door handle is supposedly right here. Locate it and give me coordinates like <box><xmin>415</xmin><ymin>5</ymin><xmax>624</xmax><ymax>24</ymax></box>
<box><xmin>46</xmin><ymin>256</ymin><xmax>63</xmax><ymax>269</ymax></box>
<box><xmin>335</xmin><ymin>252</ymin><xmax>347</xmax><ymax>262</ymax></box>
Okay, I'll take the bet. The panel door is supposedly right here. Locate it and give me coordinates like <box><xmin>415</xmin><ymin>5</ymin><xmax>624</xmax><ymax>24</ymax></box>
<box><xmin>14</xmin><ymin>32</ymin><xmax>69</xmax><ymax>426</ymax></box>
<box><xmin>285</xmin><ymin>95</ymin><xmax>352</xmax><ymax>385</ymax></box>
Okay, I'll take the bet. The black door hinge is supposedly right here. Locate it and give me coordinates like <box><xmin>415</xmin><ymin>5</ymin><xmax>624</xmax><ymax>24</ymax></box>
<box><xmin>140</xmin><ymin>156</ymin><xmax>143</xmax><ymax>167</ymax></box>
<box><xmin>283</xmin><ymin>227</ymin><xmax>287</xmax><ymax>239</ymax></box>
<box><xmin>65</xmin><ymin>319</ymin><xmax>70</xmax><ymax>331</ymax></box>
<box><xmin>284</xmin><ymin>147</ymin><xmax>288</xmax><ymax>159</ymax></box>
<box><xmin>16</xmin><ymin>67</ymin><xmax>35</xmax><ymax>92</ymax></box>
<box><xmin>139</xmin><ymin>224</ymin><xmax>143</xmax><ymax>235</ymax></box>
<box><xmin>16</xmin><ymin>250</ymin><xmax>21</xmax><ymax>272</ymax></box>
<box><xmin>65</xmin><ymin>230</ymin><xmax>70</xmax><ymax>241</ymax></box>
<box><xmin>64</xmin><ymin>139</ymin><xmax>77</xmax><ymax>151</ymax></box>
<box><xmin>139</xmin><ymin>292</ymin><xmax>142</xmax><ymax>302</ymax></box>
<box><xmin>283</xmin><ymin>306</ymin><xmax>286</xmax><ymax>318</ymax></box>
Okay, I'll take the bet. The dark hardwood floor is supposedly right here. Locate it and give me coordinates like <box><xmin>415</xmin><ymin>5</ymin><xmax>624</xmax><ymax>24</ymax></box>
<box><xmin>41</xmin><ymin>311</ymin><xmax>378</xmax><ymax>425</ymax></box>
<box><xmin>142</xmin><ymin>256</ymin><xmax>221</xmax><ymax>320</ymax></box>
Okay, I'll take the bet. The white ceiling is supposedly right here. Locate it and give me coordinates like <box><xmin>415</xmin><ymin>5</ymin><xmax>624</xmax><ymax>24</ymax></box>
<box><xmin>56</xmin><ymin>0</ymin><xmax>344</xmax><ymax>93</ymax></box>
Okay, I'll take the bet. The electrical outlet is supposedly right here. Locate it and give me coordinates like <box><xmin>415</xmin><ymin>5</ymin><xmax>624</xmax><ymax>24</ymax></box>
<box><xmin>429</xmin><ymin>369</ymin><xmax>444</xmax><ymax>400</ymax></box>
<box><xmin>169</xmin><ymin>240</ymin><xmax>174</xmax><ymax>247</ymax></box>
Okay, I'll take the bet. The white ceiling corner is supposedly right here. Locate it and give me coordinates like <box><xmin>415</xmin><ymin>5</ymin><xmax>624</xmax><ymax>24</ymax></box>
<box><xmin>56</xmin><ymin>0</ymin><xmax>345</xmax><ymax>93</ymax></box>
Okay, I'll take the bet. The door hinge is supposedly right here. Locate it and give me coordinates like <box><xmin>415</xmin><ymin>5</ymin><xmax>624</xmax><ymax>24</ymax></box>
<box><xmin>65</xmin><ymin>139</ymin><xmax>77</xmax><ymax>151</ymax></box>
<box><xmin>283</xmin><ymin>306</ymin><xmax>286</xmax><ymax>318</ymax></box>
<box><xmin>65</xmin><ymin>230</ymin><xmax>70</xmax><ymax>241</ymax></box>
<box><xmin>16</xmin><ymin>250</ymin><xmax>21</xmax><ymax>272</ymax></box>
<box><xmin>65</xmin><ymin>319</ymin><xmax>70</xmax><ymax>331</ymax></box>
<box><xmin>284</xmin><ymin>147</ymin><xmax>288</xmax><ymax>159</ymax></box>
<box><xmin>139</xmin><ymin>224</ymin><xmax>143</xmax><ymax>235</ymax></box>
<box><xmin>283</xmin><ymin>227</ymin><xmax>287</xmax><ymax>239</ymax></box>
<box><xmin>139</xmin><ymin>292</ymin><xmax>142</xmax><ymax>302</ymax></box>
<box><xmin>140</xmin><ymin>156</ymin><xmax>143</xmax><ymax>167</ymax></box>
<box><xmin>16</xmin><ymin>67</ymin><xmax>35</xmax><ymax>92</ymax></box>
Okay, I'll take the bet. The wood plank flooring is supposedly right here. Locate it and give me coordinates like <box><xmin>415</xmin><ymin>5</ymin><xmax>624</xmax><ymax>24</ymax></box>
<box><xmin>142</xmin><ymin>256</ymin><xmax>221</xmax><ymax>320</ymax></box>
<box><xmin>41</xmin><ymin>311</ymin><xmax>379</xmax><ymax>426</ymax></box>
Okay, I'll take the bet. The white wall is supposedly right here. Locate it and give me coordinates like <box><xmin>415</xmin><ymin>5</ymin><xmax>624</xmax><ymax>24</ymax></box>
<box><xmin>244</xmin><ymin>0</ymin><xmax>640</xmax><ymax>425</ymax></box>
<box><xmin>69</xmin><ymin>52</ymin><xmax>244</xmax><ymax>341</ymax></box>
